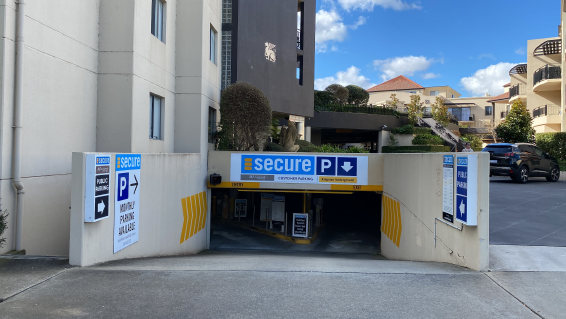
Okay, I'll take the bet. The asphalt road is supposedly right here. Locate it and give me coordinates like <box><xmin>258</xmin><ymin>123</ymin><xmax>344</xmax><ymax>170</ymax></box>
<box><xmin>490</xmin><ymin>176</ymin><xmax>566</xmax><ymax>246</ymax></box>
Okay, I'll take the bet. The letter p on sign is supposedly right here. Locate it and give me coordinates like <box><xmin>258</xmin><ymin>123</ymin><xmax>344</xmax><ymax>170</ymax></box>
<box><xmin>117</xmin><ymin>173</ymin><xmax>129</xmax><ymax>201</ymax></box>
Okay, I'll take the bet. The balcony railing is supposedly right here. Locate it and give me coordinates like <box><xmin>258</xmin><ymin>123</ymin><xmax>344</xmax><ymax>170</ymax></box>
<box><xmin>533</xmin><ymin>65</ymin><xmax>561</xmax><ymax>86</ymax></box>
<box><xmin>533</xmin><ymin>105</ymin><xmax>561</xmax><ymax>118</ymax></box>
<box><xmin>509</xmin><ymin>83</ymin><xmax>527</xmax><ymax>99</ymax></box>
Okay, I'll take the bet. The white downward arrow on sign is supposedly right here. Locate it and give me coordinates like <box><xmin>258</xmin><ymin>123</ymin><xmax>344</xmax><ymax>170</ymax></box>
<box><xmin>98</xmin><ymin>200</ymin><xmax>105</xmax><ymax>213</ymax></box>
<box><xmin>342</xmin><ymin>162</ymin><xmax>353</xmax><ymax>172</ymax></box>
<box><xmin>459</xmin><ymin>200</ymin><xmax>465</xmax><ymax>216</ymax></box>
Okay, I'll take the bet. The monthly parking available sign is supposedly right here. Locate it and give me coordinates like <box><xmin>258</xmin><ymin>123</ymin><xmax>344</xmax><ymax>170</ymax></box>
<box><xmin>230</xmin><ymin>154</ymin><xmax>368</xmax><ymax>185</ymax></box>
<box><xmin>114</xmin><ymin>154</ymin><xmax>141</xmax><ymax>253</ymax></box>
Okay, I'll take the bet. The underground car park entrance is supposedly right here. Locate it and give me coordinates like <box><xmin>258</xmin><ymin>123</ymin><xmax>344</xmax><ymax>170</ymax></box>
<box><xmin>206</xmin><ymin>151</ymin><xmax>490</xmax><ymax>270</ymax></box>
<box><xmin>70</xmin><ymin>152</ymin><xmax>489</xmax><ymax>271</ymax></box>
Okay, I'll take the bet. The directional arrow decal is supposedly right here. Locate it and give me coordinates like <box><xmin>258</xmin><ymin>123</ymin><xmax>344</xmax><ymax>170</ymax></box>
<box><xmin>341</xmin><ymin>162</ymin><xmax>353</xmax><ymax>172</ymax></box>
<box><xmin>130</xmin><ymin>175</ymin><xmax>139</xmax><ymax>194</ymax></box>
<box><xmin>459</xmin><ymin>199</ymin><xmax>466</xmax><ymax>216</ymax></box>
<box><xmin>97</xmin><ymin>200</ymin><xmax>105</xmax><ymax>213</ymax></box>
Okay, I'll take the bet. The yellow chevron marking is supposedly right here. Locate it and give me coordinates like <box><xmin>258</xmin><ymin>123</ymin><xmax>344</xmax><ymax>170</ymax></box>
<box><xmin>180</xmin><ymin>191</ymin><xmax>208</xmax><ymax>244</ymax></box>
<box><xmin>180</xmin><ymin>198</ymin><xmax>189</xmax><ymax>244</ymax></box>
<box><xmin>382</xmin><ymin>195</ymin><xmax>402</xmax><ymax>247</ymax></box>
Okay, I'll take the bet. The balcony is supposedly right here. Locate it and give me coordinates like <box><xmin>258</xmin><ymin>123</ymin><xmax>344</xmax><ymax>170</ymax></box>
<box><xmin>509</xmin><ymin>83</ymin><xmax>527</xmax><ymax>102</ymax></box>
<box><xmin>533</xmin><ymin>65</ymin><xmax>561</xmax><ymax>92</ymax></box>
<box><xmin>533</xmin><ymin>39</ymin><xmax>562</xmax><ymax>56</ymax></box>
<box><xmin>532</xmin><ymin>104</ymin><xmax>562</xmax><ymax>131</ymax></box>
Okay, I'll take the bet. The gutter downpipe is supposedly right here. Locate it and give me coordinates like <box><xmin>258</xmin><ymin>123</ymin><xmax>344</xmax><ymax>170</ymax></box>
<box><xmin>13</xmin><ymin>0</ymin><xmax>25</xmax><ymax>251</ymax></box>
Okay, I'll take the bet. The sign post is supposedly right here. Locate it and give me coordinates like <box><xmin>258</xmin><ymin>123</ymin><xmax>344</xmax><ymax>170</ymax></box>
<box><xmin>442</xmin><ymin>155</ymin><xmax>454</xmax><ymax>223</ymax></box>
<box><xmin>114</xmin><ymin>154</ymin><xmax>141</xmax><ymax>253</ymax></box>
<box><xmin>292</xmin><ymin>213</ymin><xmax>308</xmax><ymax>238</ymax></box>
<box><xmin>235</xmin><ymin>199</ymin><xmax>247</xmax><ymax>218</ymax></box>
<box><xmin>84</xmin><ymin>154</ymin><xmax>111</xmax><ymax>222</ymax></box>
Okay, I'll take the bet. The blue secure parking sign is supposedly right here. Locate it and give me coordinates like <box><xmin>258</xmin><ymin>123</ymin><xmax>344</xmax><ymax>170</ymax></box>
<box><xmin>316</xmin><ymin>157</ymin><xmax>336</xmax><ymax>176</ymax></box>
<box><xmin>337</xmin><ymin>157</ymin><xmax>357</xmax><ymax>176</ymax></box>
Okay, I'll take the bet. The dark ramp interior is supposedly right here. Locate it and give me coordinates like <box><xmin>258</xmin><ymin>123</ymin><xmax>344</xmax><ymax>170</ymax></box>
<box><xmin>210</xmin><ymin>189</ymin><xmax>382</xmax><ymax>255</ymax></box>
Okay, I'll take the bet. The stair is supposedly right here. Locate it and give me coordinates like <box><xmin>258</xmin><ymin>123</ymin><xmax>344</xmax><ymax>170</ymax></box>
<box><xmin>417</xmin><ymin>117</ymin><xmax>465</xmax><ymax>152</ymax></box>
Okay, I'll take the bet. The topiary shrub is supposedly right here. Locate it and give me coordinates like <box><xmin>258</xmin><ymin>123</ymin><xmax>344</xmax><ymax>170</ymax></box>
<box><xmin>346</xmin><ymin>85</ymin><xmax>369</xmax><ymax>105</ymax></box>
<box><xmin>218</xmin><ymin>82</ymin><xmax>272</xmax><ymax>151</ymax></box>
<box><xmin>412</xmin><ymin>134</ymin><xmax>445</xmax><ymax>146</ymax></box>
<box><xmin>264</xmin><ymin>142</ymin><xmax>285</xmax><ymax>152</ymax></box>
<box><xmin>295</xmin><ymin>140</ymin><xmax>318</xmax><ymax>152</ymax></box>
<box><xmin>324</xmin><ymin>84</ymin><xmax>349</xmax><ymax>105</ymax></box>
<box><xmin>391</xmin><ymin>125</ymin><xmax>414</xmax><ymax>135</ymax></box>
<box><xmin>495</xmin><ymin>99</ymin><xmax>535</xmax><ymax>143</ymax></box>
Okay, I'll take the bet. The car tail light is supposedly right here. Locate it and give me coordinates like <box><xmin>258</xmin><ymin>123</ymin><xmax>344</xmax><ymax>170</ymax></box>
<box><xmin>504</xmin><ymin>152</ymin><xmax>513</xmax><ymax>157</ymax></box>
<box><xmin>510</xmin><ymin>170</ymin><xmax>513</xmax><ymax>174</ymax></box>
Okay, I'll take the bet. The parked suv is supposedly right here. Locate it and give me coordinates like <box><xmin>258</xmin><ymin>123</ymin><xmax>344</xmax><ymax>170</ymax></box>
<box><xmin>482</xmin><ymin>143</ymin><xmax>561</xmax><ymax>183</ymax></box>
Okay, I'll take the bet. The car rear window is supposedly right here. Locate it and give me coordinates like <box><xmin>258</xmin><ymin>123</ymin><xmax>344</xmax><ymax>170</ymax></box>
<box><xmin>482</xmin><ymin>146</ymin><xmax>513</xmax><ymax>154</ymax></box>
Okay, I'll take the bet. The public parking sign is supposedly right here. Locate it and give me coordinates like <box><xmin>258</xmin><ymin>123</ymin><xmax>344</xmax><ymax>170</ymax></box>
<box><xmin>84</xmin><ymin>154</ymin><xmax>111</xmax><ymax>222</ymax></box>
<box><xmin>455</xmin><ymin>155</ymin><xmax>478</xmax><ymax>226</ymax></box>
<box><xmin>114</xmin><ymin>154</ymin><xmax>141</xmax><ymax>253</ymax></box>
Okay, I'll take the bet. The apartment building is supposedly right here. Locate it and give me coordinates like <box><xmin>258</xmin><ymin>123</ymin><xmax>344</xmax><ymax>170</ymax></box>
<box><xmin>0</xmin><ymin>0</ymin><xmax>314</xmax><ymax>256</ymax></box>
<box><xmin>366</xmin><ymin>75</ymin><xmax>496</xmax><ymax>129</ymax></box>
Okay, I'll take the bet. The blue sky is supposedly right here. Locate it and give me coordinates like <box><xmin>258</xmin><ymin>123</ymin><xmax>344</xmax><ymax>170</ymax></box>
<box><xmin>314</xmin><ymin>0</ymin><xmax>561</xmax><ymax>97</ymax></box>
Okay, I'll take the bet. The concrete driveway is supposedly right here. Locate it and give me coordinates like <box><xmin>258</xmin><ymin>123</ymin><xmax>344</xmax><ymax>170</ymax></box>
<box><xmin>489</xmin><ymin>176</ymin><xmax>566</xmax><ymax>246</ymax></box>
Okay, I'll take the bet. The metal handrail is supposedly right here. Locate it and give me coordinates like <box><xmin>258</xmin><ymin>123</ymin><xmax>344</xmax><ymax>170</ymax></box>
<box><xmin>533</xmin><ymin>65</ymin><xmax>561</xmax><ymax>86</ymax></box>
<box><xmin>533</xmin><ymin>105</ymin><xmax>561</xmax><ymax>118</ymax></box>
<box><xmin>509</xmin><ymin>83</ymin><xmax>527</xmax><ymax>98</ymax></box>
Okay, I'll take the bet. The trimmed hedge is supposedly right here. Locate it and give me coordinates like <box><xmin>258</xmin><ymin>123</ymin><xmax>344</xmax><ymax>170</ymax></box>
<box><xmin>412</xmin><ymin>134</ymin><xmax>445</xmax><ymax>146</ymax></box>
<box><xmin>391</xmin><ymin>124</ymin><xmax>414</xmax><ymax>134</ymax></box>
<box><xmin>536</xmin><ymin>132</ymin><xmax>566</xmax><ymax>161</ymax></box>
<box><xmin>264</xmin><ymin>142</ymin><xmax>285</xmax><ymax>152</ymax></box>
<box><xmin>413</xmin><ymin>127</ymin><xmax>432</xmax><ymax>135</ymax></box>
<box><xmin>295</xmin><ymin>140</ymin><xmax>318</xmax><ymax>152</ymax></box>
<box><xmin>382</xmin><ymin>146</ymin><xmax>451</xmax><ymax>153</ymax></box>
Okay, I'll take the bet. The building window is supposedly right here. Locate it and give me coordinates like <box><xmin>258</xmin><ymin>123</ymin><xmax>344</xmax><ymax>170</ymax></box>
<box><xmin>210</xmin><ymin>27</ymin><xmax>217</xmax><ymax>64</ymax></box>
<box><xmin>448</xmin><ymin>107</ymin><xmax>472</xmax><ymax>121</ymax></box>
<box><xmin>452</xmin><ymin>94</ymin><xmax>455</xmax><ymax>98</ymax></box>
<box><xmin>150</xmin><ymin>94</ymin><xmax>163</xmax><ymax>140</ymax></box>
<box><xmin>221</xmin><ymin>31</ymin><xmax>232</xmax><ymax>90</ymax></box>
<box><xmin>430</xmin><ymin>90</ymin><xmax>439</xmax><ymax>96</ymax></box>
<box><xmin>222</xmin><ymin>0</ymin><xmax>232</xmax><ymax>23</ymax></box>
<box><xmin>208</xmin><ymin>107</ymin><xmax>217</xmax><ymax>143</ymax></box>
<box><xmin>151</xmin><ymin>0</ymin><xmax>165</xmax><ymax>42</ymax></box>
<box><xmin>485</xmin><ymin>106</ymin><xmax>493</xmax><ymax>116</ymax></box>
<box><xmin>407</xmin><ymin>91</ymin><xmax>417</xmax><ymax>94</ymax></box>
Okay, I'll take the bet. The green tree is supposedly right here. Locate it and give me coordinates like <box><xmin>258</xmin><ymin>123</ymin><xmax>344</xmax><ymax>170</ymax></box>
<box><xmin>431</xmin><ymin>96</ymin><xmax>450</xmax><ymax>126</ymax></box>
<box><xmin>324</xmin><ymin>84</ymin><xmax>349</xmax><ymax>104</ymax></box>
<box><xmin>314</xmin><ymin>90</ymin><xmax>334</xmax><ymax>106</ymax></box>
<box><xmin>218</xmin><ymin>82</ymin><xmax>272</xmax><ymax>151</ymax></box>
<box><xmin>406</xmin><ymin>94</ymin><xmax>423</xmax><ymax>125</ymax></box>
<box><xmin>386</xmin><ymin>93</ymin><xmax>400</xmax><ymax>109</ymax></box>
<box><xmin>346</xmin><ymin>85</ymin><xmax>369</xmax><ymax>105</ymax></box>
<box><xmin>495</xmin><ymin>99</ymin><xmax>536</xmax><ymax>144</ymax></box>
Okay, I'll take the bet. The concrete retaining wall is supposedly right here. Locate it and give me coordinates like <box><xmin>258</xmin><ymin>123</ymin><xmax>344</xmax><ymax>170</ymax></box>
<box><xmin>69</xmin><ymin>153</ymin><xmax>208</xmax><ymax>267</ymax></box>
<box><xmin>381</xmin><ymin>153</ymin><xmax>490</xmax><ymax>271</ymax></box>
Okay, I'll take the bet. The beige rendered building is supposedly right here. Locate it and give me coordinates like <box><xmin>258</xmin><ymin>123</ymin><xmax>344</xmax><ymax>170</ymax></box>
<box><xmin>0</xmin><ymin>0</ymin><xmax>222</xmax><ymax>256</ymax></box>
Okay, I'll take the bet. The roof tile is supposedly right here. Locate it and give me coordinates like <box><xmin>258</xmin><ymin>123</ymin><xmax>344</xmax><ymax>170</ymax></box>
<box><xmin>367</xmin><ymin>75</ymin><xmax>424</xmax><ymax>92</ymax></box>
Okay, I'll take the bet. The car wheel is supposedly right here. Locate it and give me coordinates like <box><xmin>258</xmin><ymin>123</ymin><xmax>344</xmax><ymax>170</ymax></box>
<box><xmin>546</xmin><ymin>166</ymin><xmax>560</xmax><ymax>182</ymax></box>
<box><xmin>517</xmin><ymin>166</ymin><xmax>529</xmax><ymax>184</ymax></box>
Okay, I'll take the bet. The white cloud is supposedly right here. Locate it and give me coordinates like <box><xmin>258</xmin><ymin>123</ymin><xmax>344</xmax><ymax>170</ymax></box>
<box><xmin>515</xmin><ymin>47</ymin><xmax>525</xmax><ymax>55</ymax></box>
<box><xmin>315</xmin><ymin>10</ymin><xmax>367</xmax><ymax>53</ymax></box>
<box><xmin>373</xmin><ymin>56</ymin><xmax>438</xmax><ymax>81</ymax></box>
<box><xmin>478</xmin><ymin>53</ymin><xmax>495</xmax><ymax>60</ymax></box>
<box><xmin>351</xmin><ymin>16</ymin><xmax>367</xmax><ymax>29</ymax></box>
<box><xmin>460</xmin><ymin>62</ymin><xmax>515</xmax><ymax>96</ymax></box>
<box><xmin>314</xmin><ymin>66</ymin><xmax>376</xmax><ymax>90</ymax></box>
<box><xmin>315</xmin><ymin>9</ymin><xmax>348</xmax><ymax>53</ymax></box>
<box><xmin>422</xmin><ymin>73</ymin><xmax>440</xmax><ymax>79</ymax></box>
<box><xmin>337</xmin><ymin>0</ymin><xmax>422</xmax><ymax>11</ymax></box>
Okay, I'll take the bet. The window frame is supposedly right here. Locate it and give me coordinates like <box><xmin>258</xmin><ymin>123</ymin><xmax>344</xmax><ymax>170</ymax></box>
<box><xmin>430</xmin><ymin>90</ymin><xmax>439</xmax><ymax>96</ymax></box>
<box><xmin>151</xmin><ymin>0</ymin><xmax>166</xmax><ymax>42</ymax></box>
<box><xmin>210</xmin><ymin>26</ymin><xmax>217</xmax><ymax>64</ymax></box>
<box><xmin>208</xmin><ymin>107</ymin><xmax>217</xmax><ymax>143</ymax></box>
<box><xmin>485</xmin><ymin>106</ymin><xmax>493</xmax><ymax>116</ymax></box>
<box><xmin>149</xmin><ymin>94</ymin><xmax>163</xmax><ymax>140</ymax></box>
